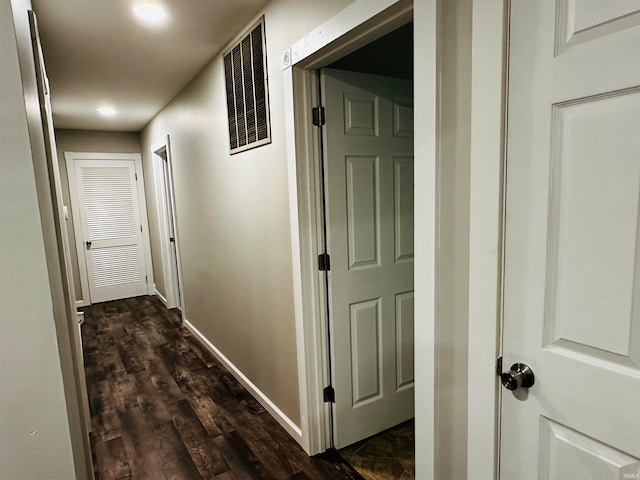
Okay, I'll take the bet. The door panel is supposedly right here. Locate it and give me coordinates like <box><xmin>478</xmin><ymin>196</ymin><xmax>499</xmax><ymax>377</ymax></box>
<box><xmin>321</xmin><ymin>69</ymin><xmax>413</xmax><ymax>448</ymax></box>
<box><xmin>346</xmin><ymin>155</ymin><xmax>380</xmax><ymax>269</ymax></box>
<box><xmin>82</xmin><ymin>166</ymin><xmax>139</xmax><ymax>240</ymax></box>
<box><xmin>350</xmin><ymin>298</ymin><xmax>382</xmax><ymax>405</ymax></box>
<box><xmin>547</xmin><ymin>94</ymin><xmax>640</xmax><ymax>361</ymax></box>
<box><xmin>394</xmin><ymin>156</ymin><xmax>414</xmax><ymax>261</ymax></box>
<box><xmin>501</xmin><ymin>1</ymin><xmax>640</xmax><ymax>478</ymax></box>
<box><xmin>556</xmin><ymin>0</ymin><xmax>640</xmax><ymax>53</ymax></box>
<box><xmin>395</xmin><ymin>291</ymin><xmax>414</xmax><ymax>390</ymax></box>
<box><xmin>539</xmin><ymin>417</ymin><xmax>640</xmax><ymax>480</ymax></box>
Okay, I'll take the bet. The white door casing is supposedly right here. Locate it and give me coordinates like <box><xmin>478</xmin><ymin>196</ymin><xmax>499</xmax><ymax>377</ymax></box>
<box><xmin>283</xmin><ymin>0</ymin><xmax>433</xmax><ymax>467</ymax></box>
<box><xmin>66</xmin><ymin>153</ymin><xmax>154</xmax><ymax>304</ymax></box>
<box><xmin>28</xmin><ymin>11</ymin><xmax>94</xmax><ymax>478</ymax></box>
<box><xmin>501</xmin><ymin>1</ymin><xmax>640</xmax><ymax>478</ymax></box>
<box><xmin>321</xmin><ymin>68</ymin><xmax>414</xmax><ymax>449</ymax></box>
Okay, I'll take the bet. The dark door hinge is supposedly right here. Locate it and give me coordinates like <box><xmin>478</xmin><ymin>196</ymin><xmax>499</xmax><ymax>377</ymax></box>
<box><xmin>135</xmin><ymin>172</ymin><xmax>138</xmax><ymax>181</ymax></box>
<box><xmin>323</xmin><ymin>385</ymin><xmax>335</xmax><ymax>403</ymax></box>
<box><xmin>145</xmin><ymin>275</ymin><xmax>148</xmax><ymax>284</ymax></box>
<box><xmin>318</xmin><ymin>253</ymin><xmax>330</xmax><ymax>271</ymax></box>
<box><xmin>312</xmin><ymin>106</ymin><xmax>325</xmax><ymax>127</ymax></box>
<box><xmin>496</xmin><ymin>356</ymin><xmax>503</xmax><ymax>376</ymax></box>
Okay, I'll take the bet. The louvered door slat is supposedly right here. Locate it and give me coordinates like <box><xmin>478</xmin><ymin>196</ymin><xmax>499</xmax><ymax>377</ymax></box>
<box><xmin>91</xmin><ymin>245</ymin><xmax>142</xmax><ymax>287</ymax></box>
<box><xmin>82</xmin><ymin>167</ymin><xmax>138</xmax><ymax>240</ymax></box>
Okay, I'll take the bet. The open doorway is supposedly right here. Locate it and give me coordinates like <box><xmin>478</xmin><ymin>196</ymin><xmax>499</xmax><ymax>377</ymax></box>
<box><xmin>282</xmin><ymin>0</ymin><xmax>440</xmax><ymax>476</ymax></box>
<box><xmin>151</xmin><ymin>136</ymin><xmax>183</xmax><ymax>312</ymax></box>
<box><xmin>325</xmin><ymin>22</ymin><xmax>414</xmax><ymax>479</ymax></box>
<box><xmin>317</xmin><ymin>22</ymin><xmax>414</xmax><ymax>479</ymax></box>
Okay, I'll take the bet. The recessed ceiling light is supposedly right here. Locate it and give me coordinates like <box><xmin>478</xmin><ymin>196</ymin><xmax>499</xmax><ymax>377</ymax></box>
<box><xmin>133</xmin><ymin>3</ymin><xmax>167</xmax><ymax>24</ymax></box>
<box><xmin>97</xmin><ymin>106</ymin><xmax>117</xmax><ymax>117</ymax></box>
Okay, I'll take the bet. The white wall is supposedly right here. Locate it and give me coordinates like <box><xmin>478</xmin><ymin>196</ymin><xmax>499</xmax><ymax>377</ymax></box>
<box><xmin>412</xmin><ymin>0</ymin><xmax>474</xmax><ymax>477</ymax></box>
<box><xmin>0</xmin><ymin>0</ymin><xmax>77</xmax><ymax>478</ymax></box>
<box><xmin>435</xmin><ymin>0</ymin><xmax>472</xmax><ymax>478</ymax></box>
<box><xmin>54</xmin><ymin>129</ymin><xmax>143</xmax><ymax>303</ymax></box>
<box><xmin>142</xmin><ymin>0</ymin><xmax>355</xmax><ymax>427</ymax></box>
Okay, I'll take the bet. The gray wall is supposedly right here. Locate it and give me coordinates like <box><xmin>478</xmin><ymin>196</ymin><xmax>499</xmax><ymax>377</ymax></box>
<box><xmin>141</xmin><ymin>0</ymin><xmax>355</xmax><ymax>426</ymax></box>
<box><xmin>1</xmin><ymin>0</ymin><xmax>77</xmax><ymax>478</ymax></box>
<box><xmin>55</xmin><ymin>129</ymin><xmax>142</xmax><ymax>303</ymax></box>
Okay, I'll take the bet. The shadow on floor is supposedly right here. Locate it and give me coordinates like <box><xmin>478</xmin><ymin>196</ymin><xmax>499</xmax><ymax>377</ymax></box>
<box><xmin>339</xmin><ymin>420</ymin><xmax>415</xmax><ymax>480</ymax></box>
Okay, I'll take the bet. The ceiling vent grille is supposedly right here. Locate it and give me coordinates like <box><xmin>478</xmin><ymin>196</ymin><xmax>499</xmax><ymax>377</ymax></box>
<box><xmin>223</xmin><ymin>17</ymin><xmax>271</xmax><ymax>154</ymax></box>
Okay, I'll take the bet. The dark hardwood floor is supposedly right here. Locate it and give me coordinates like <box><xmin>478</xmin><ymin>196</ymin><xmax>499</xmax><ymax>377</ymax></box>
<box><xmin>82</xmin><ymin>296</ymin><xmax>363</xmax><ymax>480</ymax></box>
<box><xmin>339</xmin><ymin>421</ymin><xmax>414</xmax><ymax>480</ymax></box>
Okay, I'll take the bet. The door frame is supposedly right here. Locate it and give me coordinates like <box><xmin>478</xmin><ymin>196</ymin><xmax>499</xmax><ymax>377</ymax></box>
<box><xmin>467</xmin><ymin>1</ymin><xmax>509</xmax><ymax>479</ymax></box>
<box><xmin>151</xmin><ymin>136</ymin><xmax>185</xmax><ymax>313</ymax></box>
<box><xmin>282</xmin><ymin>0</ymin><xmax>429</xmax><ymax>462</ymax></box>
<box><xmin>65</xmin><ymin>152</ymin><xmax>155</xmax><ymax>305</ymax></box>
<box><xmin>285</xmin><ymin>0</ymin><xmax>510</xmax><ymax>478</ymax></box>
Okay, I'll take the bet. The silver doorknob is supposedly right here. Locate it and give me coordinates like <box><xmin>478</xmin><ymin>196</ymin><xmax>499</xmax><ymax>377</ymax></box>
<box><xmin>501</xmin><ymin>363</ymin><xmax>535</xmax><ymax>391</ymax></box>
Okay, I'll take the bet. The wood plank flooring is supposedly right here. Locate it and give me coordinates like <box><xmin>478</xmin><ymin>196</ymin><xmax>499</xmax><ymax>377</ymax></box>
<box><xmin>82</xmin><ymin>296</ymin><xmax>363</xmax><ymax>480</ymax></box>
<box><xmin>339</xmin><ymin>421</ymin><xmax>414</xmax><ymax>480</ymax></box>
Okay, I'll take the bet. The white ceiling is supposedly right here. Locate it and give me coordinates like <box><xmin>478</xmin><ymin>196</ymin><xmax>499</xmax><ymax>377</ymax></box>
<box><xmin>32</xmin><ymin>0</ymin><xmax>271</xmax><ymax>132</ymax></box>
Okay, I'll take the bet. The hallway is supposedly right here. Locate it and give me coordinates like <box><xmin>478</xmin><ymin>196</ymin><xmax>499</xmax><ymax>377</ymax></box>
<box><xmin>82</xmin><ymin>296</ymin><xmax>363</xmax><ymax>479</ymax></box>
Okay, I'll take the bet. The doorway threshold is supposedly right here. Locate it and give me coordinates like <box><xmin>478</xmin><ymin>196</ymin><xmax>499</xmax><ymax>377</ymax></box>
<box><xmin>338</xmin><ymin>420</ymin><xmax>415</xmax><ymax>480</ymax></box>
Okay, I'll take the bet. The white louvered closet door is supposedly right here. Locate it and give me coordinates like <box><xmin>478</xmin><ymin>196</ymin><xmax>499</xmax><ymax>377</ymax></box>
<box><xmin>74</xmin><ymin>159</ymin><xmax>148</xmax><ymax>303</ymax></box>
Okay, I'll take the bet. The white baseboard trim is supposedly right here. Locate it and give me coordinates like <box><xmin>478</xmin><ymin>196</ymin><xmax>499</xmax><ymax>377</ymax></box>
<box><xmin>184</xmin><ymin>318</ymin><xmax>303</xmax><ymax>445</ymax></box>
<box><xmin>76</xmin><ymin>299</ymin><xmax>88</xmax><ymax>307</ymax></box>
<box><xmin>154</xmin><ymin>287</ymin><xmax>168</xmax><ymax>307</ymax></box>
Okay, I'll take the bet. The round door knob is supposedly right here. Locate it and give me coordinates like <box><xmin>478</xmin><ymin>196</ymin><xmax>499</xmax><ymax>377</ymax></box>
<box><xmin>501</xmin><ymin>362</ymin><xmax>535</xmax><ymax>391</ymax></box>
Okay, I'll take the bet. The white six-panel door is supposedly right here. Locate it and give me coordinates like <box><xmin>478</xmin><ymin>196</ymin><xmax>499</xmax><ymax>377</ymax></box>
<box><xmin>501</xmin><ymin>1</ymin><xmax>640</xmax><ymax>478</ymax></box>
<box><xmin>67</xmin><ymin>155</ymin><xmax>151</xmax><ymax>304</ymax></box>
<box><xmin>321</xmin><ymin>69</ymin><xmax>414</xmax><ymax>449</ymax></box>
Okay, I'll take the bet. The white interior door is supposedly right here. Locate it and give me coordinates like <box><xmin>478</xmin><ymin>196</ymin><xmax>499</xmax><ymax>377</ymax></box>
<box><xmin>321</xmin><ymin>68</ymin><xmax>414</xmax><ymax>449</ymax></box>
<box><xmin>70</xmin><ymin>158</ymin><xmax>149</xmax><ymax>304</ymax></box>
<box><xmin>164</xmin><ymin>154</ymin><xmax>182</xmax><ymax>310</ymax></box>
<box><xmin>501</xmin><ymin>1</ymin><xmax>640</xmax><ymax>478</ymax></box>
<box><xmin>157</xmin><ymin>145</ymin><xmax>181</xmax><ymax>310</ymax></box>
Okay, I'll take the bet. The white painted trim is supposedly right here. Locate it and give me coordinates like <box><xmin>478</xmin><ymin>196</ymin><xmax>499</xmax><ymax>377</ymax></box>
<box><xmin>283</xmin><ymin>66</ymin><xmax>331</xmax><ymax>455</ymax></box>
<box><xmin>413</xmin><ymin>2</ymin><xmax>438</xmax><ymax>478</ymax></box>
<box><xmin>184</xmin><ymin>319</ymin><xmax>303</xmax><ymax>443</ymax></box>
<box><xmin>75</xmin><ymin>299</ymin><xmax>87</xmax><ymax>307</ymax></box>
<box><xmin>154</xmin><ymin>286</ymin><xmax>168</xmax><ymax>307</ymax></box>
<box><xmin>64</xmin><ymin>152</ymin><xmax>155</xmax><ymax>304</ymax></box>
<box><xmin>290</xmin><ymin>0</ymin><xmax>412</xmax><ymax>68</ymax></box>
<box><xmin>283</xmin><ymin>1</ymin><xmax>436</xmax><ymax>474</ymax></box>
<box><xmin>467</xmin><ymin>1</ymin><xmax>508</xmax><ymax>479</ymax></box>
